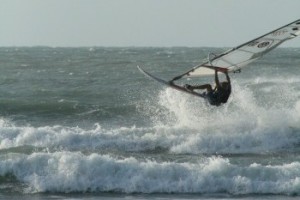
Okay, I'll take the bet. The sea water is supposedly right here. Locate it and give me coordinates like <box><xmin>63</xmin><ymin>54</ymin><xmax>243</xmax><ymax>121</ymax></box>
<box><xmin>0</xmin><ymin>47</ymin><xmax>300</xmax><ymax>199</ymax></box>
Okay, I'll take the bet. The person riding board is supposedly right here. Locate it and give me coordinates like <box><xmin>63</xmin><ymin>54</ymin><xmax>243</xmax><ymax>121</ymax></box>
<box><xmin>184</xmin><ymin>68</ymin><xmax>231</xmax><ymax>106</ymax></box>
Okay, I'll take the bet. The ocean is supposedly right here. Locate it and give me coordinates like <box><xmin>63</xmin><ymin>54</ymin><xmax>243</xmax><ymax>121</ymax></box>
<box><xmin>0</xmin><ymin>47</ymin><xmax>300</xmax><ymax>200</ymax></box>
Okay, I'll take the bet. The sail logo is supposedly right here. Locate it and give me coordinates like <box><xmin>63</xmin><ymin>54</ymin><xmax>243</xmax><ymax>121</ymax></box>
<box><xmin>248</xmin><ymin>40</ymin><xmax>271</xmax><ymax>48</ymax></box>
<box><xmin>248</xmin><ymin>41</ymin><xmax>260</xmax><ymax>47</ymax></box>
<box><xmin>257</xmin><ymin>41</ymin><xmax>271</xmax><ymax>48</ymax></box>
<box><xmin>272</xmin><ymin>29</ymin><xmax>288</xmax><ymax>36</ymax></box>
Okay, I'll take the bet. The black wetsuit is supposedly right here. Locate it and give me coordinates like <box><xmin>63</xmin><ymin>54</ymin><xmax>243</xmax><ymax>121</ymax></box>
<box><xmin>204</xmin><ymin>86</ymin><xmax>231</xmax><ymax>106</ymax></box>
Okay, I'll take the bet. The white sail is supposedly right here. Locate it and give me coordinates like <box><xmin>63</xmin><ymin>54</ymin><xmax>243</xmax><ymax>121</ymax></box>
<box><xmin>172</xmin><ymin>19</ymin><xmax>300</xmax><ymax>80</ymax></box>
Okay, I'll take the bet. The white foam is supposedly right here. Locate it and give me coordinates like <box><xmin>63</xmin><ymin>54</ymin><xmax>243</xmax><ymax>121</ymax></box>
<box><xmin>1</xmin><ymin>153</ymin><xmax>300</xmax><ymax>194</ymax></box>
<box><xmin>0</xmin><ymin>120</ymin><xmax>185</xmax><ymax>153</ymax></box>
<box><xmin>0</xmin><ymin>96</ymin><xmax>299</xmax><ymax>155</ymax></box>
<box><xmin>156</xmin><ymin>79</ymin><xmax>300</xmax><ymax>154</ymax></box>
<box><xmin>0</xmin><ymin>76</ymin><xmax>300</xmax><ymax>155</ymax></box>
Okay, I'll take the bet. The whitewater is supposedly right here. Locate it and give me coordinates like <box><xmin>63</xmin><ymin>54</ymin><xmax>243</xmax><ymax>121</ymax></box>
<box><xmin>0</xmin><ymin>47</ymin><xmax>300</xmax><ymax>199</ymax></box>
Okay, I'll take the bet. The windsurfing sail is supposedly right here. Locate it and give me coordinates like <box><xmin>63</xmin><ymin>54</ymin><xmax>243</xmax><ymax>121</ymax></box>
<box><xmin>171</xmin><ymin>19</ymin><xmax>300</xmax><ymax>81</ymax></box>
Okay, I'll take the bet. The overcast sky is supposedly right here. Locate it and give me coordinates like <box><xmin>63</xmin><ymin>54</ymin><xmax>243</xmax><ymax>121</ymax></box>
<box><xmin>1</xmin><ymin>0</ymin><xmax>300</xmax><ymax>47</ymax></box>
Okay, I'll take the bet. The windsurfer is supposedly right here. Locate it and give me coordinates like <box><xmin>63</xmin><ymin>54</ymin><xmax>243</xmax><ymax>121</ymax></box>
<box><xmin>184</xmin><ymin>69</ymin><xmax>231</xmax><ymax>106</ymax></box>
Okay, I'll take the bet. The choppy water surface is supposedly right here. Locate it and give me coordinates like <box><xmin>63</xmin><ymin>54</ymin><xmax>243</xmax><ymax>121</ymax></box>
<box><xmin>0</xmin><ymin>47</ymin><xmax>300</xmax><ymax>199</ymax></box>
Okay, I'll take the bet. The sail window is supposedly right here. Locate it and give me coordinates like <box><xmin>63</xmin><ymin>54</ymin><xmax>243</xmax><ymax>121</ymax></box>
<box><xmin>170</xmin><ymin>19</ymin><xmax>300</xmax><ymax>80</ymax></box>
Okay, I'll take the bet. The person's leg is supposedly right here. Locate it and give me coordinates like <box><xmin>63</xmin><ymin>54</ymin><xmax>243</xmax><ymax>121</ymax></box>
<box><xmin>190</xmin><ymin>84</ymin><xmax>212</xmax><ymax>92</ymax></box>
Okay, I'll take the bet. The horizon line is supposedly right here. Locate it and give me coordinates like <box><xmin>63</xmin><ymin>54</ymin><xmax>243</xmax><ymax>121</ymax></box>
<box><xmin>0</xmin><ymin>45</ymin><xmax>299</xmax><ymax>49</ymax></box>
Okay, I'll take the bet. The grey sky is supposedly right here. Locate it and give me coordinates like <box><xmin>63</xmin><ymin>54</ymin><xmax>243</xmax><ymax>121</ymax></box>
<box><xmin>1</xmin><ymin>0</ymin><xmax>300</xmax><ymax>47</ymax></box>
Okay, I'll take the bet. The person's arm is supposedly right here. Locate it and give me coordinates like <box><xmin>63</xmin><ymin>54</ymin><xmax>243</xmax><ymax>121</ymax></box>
<box><xmin>215</xmin><ymin>69</ymin><xmax>220</xmax><ymax>87</ymax></box>
<box><xmin>224</xmin><ymin>70</ymin><xmax>231</xmax><ymax>84</ymax></box>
